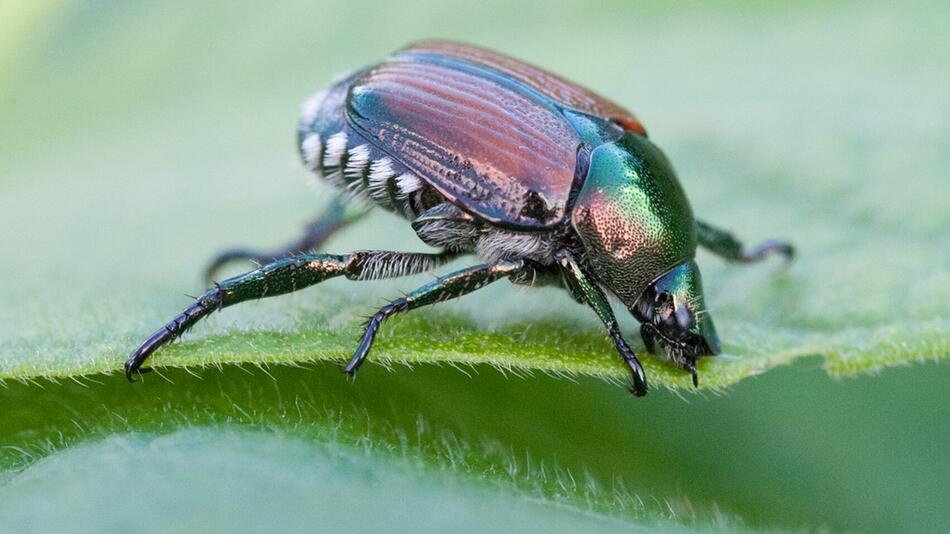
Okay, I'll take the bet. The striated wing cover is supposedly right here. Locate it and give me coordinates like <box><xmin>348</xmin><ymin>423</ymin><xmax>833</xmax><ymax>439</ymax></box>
<box><xmin>346</xmin><ymin>57</ymin><xmax>585</xmax><ymax>229</ymax></box>
<box><xmin>401</xmin><ymin>40</ymin><xmax>646</xmax><ymax>135</ymax></box>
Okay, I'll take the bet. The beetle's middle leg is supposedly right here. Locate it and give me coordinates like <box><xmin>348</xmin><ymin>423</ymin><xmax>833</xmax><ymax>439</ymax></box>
<box><xmin>696</xmin><ymin>220</ymin><xmax>795</xmax><ymax>264</ymax></box>
<box><xmin>205</xmin><ymin>195</ymin><xmax>370</xmax><ymax>281</ymax></box>
<box><xmin>344</xmin><ymin>259</ymin><xmax>529</xmax><ymax>376</ymax></box>
<box><xmin>127</xmin><ymin>249</ymin><xmax>456</xmax><ymax>380</ymax></box>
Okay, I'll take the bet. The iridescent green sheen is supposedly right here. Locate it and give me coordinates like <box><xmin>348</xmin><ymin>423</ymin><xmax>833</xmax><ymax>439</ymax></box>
<box><xmin>561</xmin><ymin>110</ymin><xmax>624</xmax><ymax>148</ymax></box>
<box><xmin>571</xmin><ymin>132</ymin><xmax>697</xmax><ymax>308</ymax></box>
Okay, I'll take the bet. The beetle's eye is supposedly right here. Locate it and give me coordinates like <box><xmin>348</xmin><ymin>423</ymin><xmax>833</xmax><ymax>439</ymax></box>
<box><xmin>673</xmin><ymin>305</ymin><xmax>692</xmax><ymax>331</ymax></box>
<box><xmin>655</xmin><ymin>294</ymin><xmax>675</xmax><ymax>324</ymax></box>
<box><xmin>655</xmin><ymin>293</ymin><xmax>691</xmax><ymax>338</ymax></box>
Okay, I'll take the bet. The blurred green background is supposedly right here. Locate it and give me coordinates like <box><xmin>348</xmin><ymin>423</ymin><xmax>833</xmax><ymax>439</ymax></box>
<box><xmin>1</xmin><ymin>1</ymin><xmax>948</xmax><ymax>532</ymax></box>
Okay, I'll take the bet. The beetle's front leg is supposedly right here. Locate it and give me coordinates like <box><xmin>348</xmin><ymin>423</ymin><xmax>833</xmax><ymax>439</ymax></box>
<box><xmin>556</xmin><ymin>250</ymin><xmax>647</xmax><ymax>396</ymax></box>
<box><xmin>696</xmin><ymin>220</ymin><xmax>794</xmax><ymax>264</ymax></box>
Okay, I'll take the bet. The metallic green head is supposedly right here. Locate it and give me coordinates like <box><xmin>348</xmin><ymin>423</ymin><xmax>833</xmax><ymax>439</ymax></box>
<box><xmin>571</xmin><ymin>132</ymin><xmax>720</xmax><ymax>378</ymax></box>
<box><xmin>634</xmin><ymin>261</ymin><xmax>721</xmax><ymax>383</ymax></box>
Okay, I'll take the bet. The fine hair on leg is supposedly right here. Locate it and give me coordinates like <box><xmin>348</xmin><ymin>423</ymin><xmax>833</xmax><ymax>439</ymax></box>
<box><xmin>127</xmin><ymin>249</ymin><xmax>456</xmax><ymax>380</ymax></box>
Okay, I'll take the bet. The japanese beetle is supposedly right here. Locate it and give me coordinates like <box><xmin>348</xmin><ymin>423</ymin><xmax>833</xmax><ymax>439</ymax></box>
<box><xmin>127</xmin><ymin>41</ymin><xmax>793</xmax><ymax>395</ymax></box>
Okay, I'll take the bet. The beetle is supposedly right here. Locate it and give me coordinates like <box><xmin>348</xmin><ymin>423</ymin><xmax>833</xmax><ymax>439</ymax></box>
<box><xmin>126</xmin><ymin>41</ymin><xmax>793</xmax><ymax>395</ymax></box>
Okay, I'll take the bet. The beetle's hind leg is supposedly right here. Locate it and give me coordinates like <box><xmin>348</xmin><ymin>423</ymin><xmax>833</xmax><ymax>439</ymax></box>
<box><xmin>696</xmin><ymin>220</ymin><xmax>795</xmax><ymax>264</ymax></box>
<box><xmin>127</xmin><ymin>249</ymin><xmax>456</xmax><ymax>380</ymax></box>
<box><xmin>344</xmin><ymin>259</ymin><xmax>529</xmax><ymax>377</ymax></box>
<box><xmin>205</xmin><ymin>195</ymin><xmax>370</xmax><ymax>281</ymax></box>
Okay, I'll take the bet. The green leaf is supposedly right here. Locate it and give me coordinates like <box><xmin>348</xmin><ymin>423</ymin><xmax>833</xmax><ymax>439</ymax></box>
<box><xmin>0</xmin><ymin>364</ymin><xmax>753</xmax><ymax>531</ymax></box>
<box><xmin>1</xmin><ymin>429</ymin><xmax>683</xmax><ymax>534</ymax></box>
<box><xmin>3</xmin><ymin>362</ymin><xmax>950</xmax><ymax>532</ymax></box>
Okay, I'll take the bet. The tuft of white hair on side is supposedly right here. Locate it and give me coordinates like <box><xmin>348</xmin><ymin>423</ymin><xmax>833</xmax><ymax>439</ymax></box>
<box><xmin>344</xmin><ymin>145</ymin><xmax>371</xmax><ymax>179</ymax></box>
<box><xmin>367</xmin><ymin>157</ymin><xmax>397</xmax><ymax>200</ymax></box>
<box><xmin>323</xmin><ymin>131</ymin><xmax>349</xmax><ymax>169</ymax></box>
<box><xmin>299</xmin><ymin>89</ymin><xmax>328</xmax><ymax>128</ymax></box>
<box><xmin>300</xmin><ymin>133</ymin><xmax>323</xmax><ymax>173</ymax></box>
<box><xmin>395</xmin><ymin>172</ymin><xmax>422</xmax><ymax>199</ymax></box>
